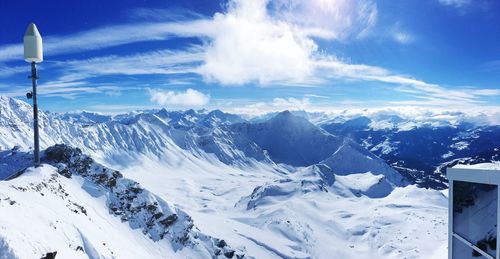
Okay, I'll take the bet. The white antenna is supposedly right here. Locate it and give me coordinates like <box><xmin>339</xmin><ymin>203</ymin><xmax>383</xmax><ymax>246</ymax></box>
<box><xmin>23</xmin><ymin>23</ymin><xmax>43</xmax><ymax>167</ymax></box>
<box><xmin>24</xmin><ymin>23</ymin><xmax>43</xmax><ymax>63</ymax></box>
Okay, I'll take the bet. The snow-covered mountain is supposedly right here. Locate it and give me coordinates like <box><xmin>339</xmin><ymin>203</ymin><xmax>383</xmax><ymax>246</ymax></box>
<box><xmin>319</xmin><ymin>112</ymin><xmax>500</xmax><ymax>189</ymax></box>
<box><xmin>231</xmin><ymin>111</ymin><xmax>344</xmax><ymax>167</ymax></box>
<box><xmin>0</xmin><ymin>96</ymin><xmax>269</xmax><ymax>167</ymax></box>
<box><xmin>0</xmin><ymin>96</ymin><xmax>455</xmax><ymax>258</ymax></box>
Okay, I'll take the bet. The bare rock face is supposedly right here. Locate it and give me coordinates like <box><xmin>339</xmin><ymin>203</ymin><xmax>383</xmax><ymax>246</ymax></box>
<box><xmin>42</xmin><ymin>144</ymin><xmax>241</xmax><ymax>258</ymax></box>
<box><xmin>40</xmin><ymin>251</ymin><xmax>57</xmax><ymax>259</ymax></box>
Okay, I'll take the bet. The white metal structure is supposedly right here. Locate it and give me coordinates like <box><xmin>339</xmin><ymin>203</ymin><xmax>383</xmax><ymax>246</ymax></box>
<box><xmin>24</xmin><ymin>23</ymin><xmax>43</xmax><ymax>63</ymax></box>
<box><xmin>447</xmin><ymin>165</ymin><xmax>500</xmax><ymax>259</ymax></box>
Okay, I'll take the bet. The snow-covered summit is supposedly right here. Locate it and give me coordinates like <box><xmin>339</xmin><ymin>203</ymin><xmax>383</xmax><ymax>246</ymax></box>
<box><xmin>230</xmin><ymin>111</ymin><xmax>344</xmax><ymax>167</ymax></box>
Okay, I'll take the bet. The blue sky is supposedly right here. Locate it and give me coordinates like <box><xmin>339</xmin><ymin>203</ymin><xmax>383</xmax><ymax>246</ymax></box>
<box><xmin>0</xmin><ymin>0</ymin><xmax>499</xmax><ymax>114</ymax></box>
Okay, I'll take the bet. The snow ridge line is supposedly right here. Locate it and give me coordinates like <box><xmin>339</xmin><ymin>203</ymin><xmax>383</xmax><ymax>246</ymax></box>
<box><xmin>42</xmin><ymin>144</ymin><xmax>243</xmax><ymax>259</ymax></box>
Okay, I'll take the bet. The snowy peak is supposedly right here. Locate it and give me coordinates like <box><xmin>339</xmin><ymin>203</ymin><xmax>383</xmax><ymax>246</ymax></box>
<box><xmin>198</xmin><ymin>110</ymin><xmax>246</xmax><ymax>128</ymax></box>
<box><xmin>319</xmin><ymin>139</ymin><xmax>408</xmax><ymax>188</ymax></box>
<box><xmin>231</xmin><ymin>111</ymin><xmax>344</xmax><ymax>166</ymax></box>
<box><xmin>266</xmin><ymin>110</ymin><xmax>315</xmax><ymax>130</ymax></box>
<box><xmin>56</xmin><ymin>111</ymin><xmax>113</xmax><ymax>124</ymax></box>
<box><xmin>0</xmin><ymin>96</ymin><xmax>33</xmax><ymax>126</ymax></box>
<box><xmin>0</xmin><ymin>96</ymin><xmax>31</xmax><ymax>110</ymax></box>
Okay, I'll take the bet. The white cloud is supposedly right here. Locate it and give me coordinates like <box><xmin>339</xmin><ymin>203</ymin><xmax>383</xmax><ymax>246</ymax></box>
<box><xmin>325</xmin><ymin>106</ymin><xmax>500</xmax><ymax>126</ymax></box>
<box><xmin>197</xmin><ymin>0</ymin><xmax>379</xmax><ymax>85</ymax></box>
<box><xmin>389</xmin><ymin>22</ymin><xmax>414</xmax><ymax>44</ymax></box>
<box><xmin>198</xmin><ymin>0</ymin><xmax>317</xmax><ymax>85</ymax></box>
<box><xmin>392</xmin><ymin>31</ymin><xmax>414</xmax><ymax>44</ymax></box>
<box><xmin>149</xmin><ymin>88</ymin><xmax>210</xmax><ymax>107</ymax></box>
<box><xmin>438</xmin><ymin>0</ymin><xmax>471</xmax><ymax>8</ymax></box>
<box><xmin>0</xmin><ymin>65</ymin><xmax>26</xmax><ymax>78</ymax></box>
<box><xmin>473</xmin><ymin>89</ymin><xmax>500</xmax><ymax>96</ymax></box>
<box><xmin>229</xmin><ymin>97</ymin><xmax>311</xmax><ymax>115</ymax></box>
<box><xmin>305</xmin><ymin>94</ymin><xmax>330</xmax><ymax>99</ymax></box>
<box><xmin>313</xmin><ymin>56</ymin><xmax>500</xmax><ymax>106</ymax></box>
<box><xmin>0</xmin><ymin>80</ymin><xmax>127</xmax><ymax>99</ymax></box>
<box><xmin>271</xmin><ymin>0</ymin><xmax>378</xmax><ymax>39</ymax></box>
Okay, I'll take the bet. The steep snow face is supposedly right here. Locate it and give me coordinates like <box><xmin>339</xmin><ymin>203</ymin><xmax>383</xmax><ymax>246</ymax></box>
<box><xmin>317</xmin><ymin>139</ymin><xmax>408</xmax><ymax>197</ymax></box>
<box><xmin>231</xmin><ymin>111</ymin><xmax>344</xmax><ymax>167</ymax></box>
<box><xmin>321</xmin><ymin>139</ymin><xmax>399</xmax><ymax>177</ymax></box>
<box><xmin>0</xmin><ymin>96</ymin><xmax>39</xmax><ymax>150</ymax></box>
<box><xmin>0</xmin><ymin>145</ymin><xmax>240</xmax><ymax>259</ymax></box>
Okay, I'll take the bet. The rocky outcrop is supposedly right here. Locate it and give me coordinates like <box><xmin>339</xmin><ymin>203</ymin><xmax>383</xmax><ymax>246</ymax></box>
<box><xmin>42</xmin><ymin>144</ymin><xmax>242</xmax><ymax>258</ymax></box>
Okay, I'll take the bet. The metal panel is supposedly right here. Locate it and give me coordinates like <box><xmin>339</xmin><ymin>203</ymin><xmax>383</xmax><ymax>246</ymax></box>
<box><xmin>447</xmin><ymin>168</ymin><xmax>500</xmax><ymax>259</ymax></box>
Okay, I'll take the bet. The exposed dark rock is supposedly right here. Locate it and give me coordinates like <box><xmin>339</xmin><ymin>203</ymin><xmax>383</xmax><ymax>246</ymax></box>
<box><xmin>217</xmin><ymin>239</ymin><xmax>227</xmax><ymax>248</ymax></box>
<box><xmin>224</xmin><ymin>250</ymin><xmax>235</xmax><ymax>258</ymax></box>
<box><xmin>160</xmin><ymin>214</ymin><xmax>178</xmax><ymax>228</ymax></box>
<box><xmin>44</xmin><ymin>144</ymin><xmax>75</xmax><ymax>163</ymax></box>
<box><xmin>41</xmin><ymin>251</ymin><xmax>57</xmax><ymax>259</ymax></box>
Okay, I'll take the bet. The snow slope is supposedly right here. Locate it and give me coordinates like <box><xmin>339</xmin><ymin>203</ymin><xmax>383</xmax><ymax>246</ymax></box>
<box><xmin>1</xmin><ymin>165</ymin><xmax>177</xmax><ymax>258</ymax></box>
<box><xmin>120</xmin><ymin>155</ymin><xmax>448</xmax><ymax>259</ymax></box>
<box><xmin>0</xmin><ymin>145</ymin><xmax>241</xmax><ymax>258</ymax></box>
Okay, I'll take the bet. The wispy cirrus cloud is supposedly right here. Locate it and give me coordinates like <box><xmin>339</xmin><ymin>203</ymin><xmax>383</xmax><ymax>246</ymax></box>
<box><xmin>0</xmin><ymin>80</ymin><xmax>124</xmax><ymax>99</ymax></box>
<box><xmin>55</xmin><ymin>49</ymin><xmax>203</xmax><ymax>82</ymax></box>
<box><xmin>270</xmin><ymin>0</ymin><xmax>378</xmax><ymax>39</ymax></box>
<box><xmin>128</xmin><ymin>7</ymin><xmax>207</xmax><ymax>21</ymax></box>
<box><xmin>314</xmin><ymin>56</ymin><xmax>500</xmax><ymax>105</ymax></box>
<box><xmin>0</xmin><ymin>65</ymin><xmax>27</xmax><ymax>78</ymax></box>
<box><xmin>438</xmin><ymin>0</ymin><xmax>471</xmax><ymax>8</ymax></box>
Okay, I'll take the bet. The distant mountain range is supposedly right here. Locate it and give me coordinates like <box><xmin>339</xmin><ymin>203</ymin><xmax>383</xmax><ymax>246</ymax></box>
<box><xmin>318</xmin><ymin>114</ymin><xmax>499</xmax><ymax>189</ymax></box>
<box><xmin>2</xmin><ymin>96</ymin><xmax>497</xmax><ymax>190</ymax></box>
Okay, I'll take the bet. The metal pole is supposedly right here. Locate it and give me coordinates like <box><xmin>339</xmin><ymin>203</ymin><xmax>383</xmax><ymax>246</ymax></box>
<box><xmin>30</xmin><ymin>61</ymin><xmax>40</xmax><ymax>167</ymax></box>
